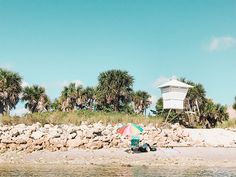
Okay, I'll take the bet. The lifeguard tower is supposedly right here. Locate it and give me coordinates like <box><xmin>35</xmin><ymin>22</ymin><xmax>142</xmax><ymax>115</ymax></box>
<box><xmin>158</xmin><ymin>79</ymin><xmax>193</xmax><ymax>120</ymax></box>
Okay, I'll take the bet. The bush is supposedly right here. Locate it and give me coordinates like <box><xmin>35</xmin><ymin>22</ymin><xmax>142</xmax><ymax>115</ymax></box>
<box><xmin>0</xmin><ymin>110</ymin><xmax>165</xmax><ymax>126</ymax></box>
<box><xmin>218</xmin><ymin>119</ymin><xmax>236</xmax><ymax>128</ymax></box>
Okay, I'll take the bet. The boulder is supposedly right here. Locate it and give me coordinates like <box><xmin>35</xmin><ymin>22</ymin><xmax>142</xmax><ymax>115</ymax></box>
<box><xmin>67</xmin><ymin>137</ymin><xmax>83</xmax><ymax>148</ymax></box>
<box><xmin>47</xmin><ymin>129</ymin><xmax>61</xmax><ymax>139</ymax></box>
<box><xmin>86</xmin><ymin>141</ymin><xmax>103</xmax><ymax>149</ymax></box>
<box><xmin>49</xmin><ymin>138</ymin><xmax>67</xmax><ymax>148</ymax></box>
<box><xmin>15</xmin><ymin>138</ymin><xmax>28</xmax><ymax>144</ymax></box>
<box><xmin>84</xmin><ymin>130</ymin><xmax>94</xmax><ymax>139</ymax></box>
<box><xmin>101</xmin><ymin>136</ymin><xmax>111</xmax><ymax>143</ymax></box>
<box><xmin>7</xmin><ymin>143</ymin><xmax>17</xmax><ymax>151</ymax></box>
<box><xmin>9</xmin><ymin>129</ymin><xmax>20</xmax><ymax>137</ymax></box>
<box><xmin>66</xmin><ymin>126</ymin><xmax>78</xmax><ymax>134</ymax></box>
<box><xmin>102</xmin><ymin>129</ymin><xmax>112</xmax><ymax>136</ymax></box>
<box><xmin>31</xmin><ymin>131</ymin><xmax>44</xmax><ymax>140</ymax></box>
<box><xmin>44</xmin><ymin>124</ymin><xmax>52</xmax><ymax>129</ymax></box>
<box><xmin>33</xmin><ymin>139</ymin><xmax>44</xmax><ymax>146</ymax></box>
<box><xmin>1</xmin><ymin>137</ymin><xmax>14</xmax><ymax>144</ymax></box>
<box><xmin>76</xmin><ymin>130</ymin><xmax>83</xmax><ymax>138</ymax></box>
<box><xmin>110</xmin><ymin>139</ymin><xmax>120</xmax><ymax>147</ymax></box>
<box><xmin>68</xmin><ymin>132</ymin><xmax>77</xmax><ymax>140</ymax></box>
<box><xmin>0</xmin><ymin>143</ymin><xmax>7</xmax><ymax>150</ymax></box>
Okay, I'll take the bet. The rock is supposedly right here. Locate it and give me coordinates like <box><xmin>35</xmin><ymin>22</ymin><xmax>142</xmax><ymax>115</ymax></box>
<box><xmin>84</xmin><ymin>130</ymin><xmax>94</xmax><ymax>139</ymax></box>
<box><xmin>66</xmin><ymin>126</ymin><xmax>77</xmax><ymax>134</ymax></box>
<box><xmin>0</xmin><ymin>143</ymin><xmax>7</xmax><ymax>152</ymax></box>
<box><xmin>101</xmin><ymin>136</ymin><xmax>110</xmax><ymax>143</ymax></box>
<box><xmin>171</xmin><ymin>123</ymin><xmax>180</xmax><ymax>131</ymax></box>
<box><xmin>110</xmin><ymin>139</ymin><xmax>120</xmax><ymax>147</ymax></box>
<box><xmin>47</xmin><ymin>129</ymin><xmax>61</xmax><ymax>139</ymax></box>
<box><xmin>67</xmin><ymin>137</ymin><xmax>82</xmax><ymax>148</ymax></box>
<box><xmin>0</xmin><ymin>121</ymin><xmax>207</xmax><ymax>152</ymax></box>
<box><xmin>10</xmin><ymin>129</ymin><xmax>20</xmax><ymax>137</ymax></box>
<box><xmin>9</xmin><ymin>124</ymin><xmax>27</xmax><ymax>137</ymax></box>
<box><xmin>1</xmin><ymin>137</ymin><xmax>14</xmax><ymax>144</ymax></box>
<box><xmin>16</xmin><ymin>138</ymin><xmax>28</xmax><ymax>144</ymax></box>
<box><xmin>16</xmin><ymin>133</ymin><xmax>30</xmax><ymax>143</ymax></box>
<box><xmin>34</xmin><ymin>145</ymin><xmax>43</xmax><ymax>151</ymax></box>
<box><xmin>49</xmin><ymin>138</ymin><xmax>67</xmax><ymax>148</ymax></box>
<box><xmin>102</xmin><ymin>129</ymin><xmax>111</xmax><ymax>136</ymax></box>
<box><xmin>15</xmin><ymin>124</ymin><xmax>26</xmax><ymax>131</ymax></box>
<box><xmin>68</xmin><ymin>132</ymin><xmax>77</xmax><ymax>140</ymax></box>
<box><xmin>7</xmin><ymin>143</ymin><xmax>17</xmax><ymax>151</ymax></box>
<box><xmin>92</xmin><ymin>136</ymin><xmax>100</xmax><ymax>142</ymax></box>
<box><xmin>79</xmin><ymin>124</ymin><xmax>88</xmax><ymax>131</ymax></box>
<box><xmin>34</xmin><ymin>139</ymin><xmax>44</xmax><ymax>146</ymax></box>
<box><xmin>93</xmin><ymin>123</ymin><xmax>105</xmax><ymax>135</ymax></box>
<box><xmin>31</xmin><ymin>123</ymin><xmax>41</xmax><ymax>130</ymax></box>
<box><xmin>76</xmin><ymin>130</ymin><xmax>83</xmax><ymax>138</ymax></box>
<box><xmin>31</xmin><ymin>131</ymin><xmax>44</xmax><ymax>140</ymax></box>
<box><xmin>44</xmin><ymin>124</ymin><xmax>51</xmax><ymax>129</ymax></box>
<box><xmin>86</xmin><ymin>141</ymin><xmax>103</xmax><ymax>149</ymax></box>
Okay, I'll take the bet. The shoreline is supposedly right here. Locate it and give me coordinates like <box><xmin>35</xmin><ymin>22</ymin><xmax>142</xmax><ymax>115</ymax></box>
<box><xmin>1</xmin><ymin>147</ymin><xmax>236</xmax><ymax>167</ymax></box>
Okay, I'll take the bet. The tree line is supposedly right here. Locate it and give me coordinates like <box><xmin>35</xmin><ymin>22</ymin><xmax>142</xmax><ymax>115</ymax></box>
<box><xmin>0</xmin><ymin>68</ymin><xmax>151</xmax><ymax>116</ymax></box>
<box><xmin>0</xmin><ymin>68</ymin><xmax>234</xmax><ymax>128</ymax></box>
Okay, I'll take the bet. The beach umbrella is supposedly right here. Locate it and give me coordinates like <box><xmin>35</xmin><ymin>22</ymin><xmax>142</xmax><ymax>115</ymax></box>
<box><xmin>117</xmin><ymin>123</ymin><xmax>143</xmax><ymax>136</ymax></box>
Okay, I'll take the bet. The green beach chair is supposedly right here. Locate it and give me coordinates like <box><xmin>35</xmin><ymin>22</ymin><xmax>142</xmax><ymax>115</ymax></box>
<box><xmin>131</xmin><ymin>136</ymin><xmax>140</xmax><ymax>151</ymax></box>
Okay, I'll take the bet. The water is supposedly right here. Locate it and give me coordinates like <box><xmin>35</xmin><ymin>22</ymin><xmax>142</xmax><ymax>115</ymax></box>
<box><xmin>0</xmin><ymin>165</ymin><xmax>236</xmax><ymax>177</ymax></box>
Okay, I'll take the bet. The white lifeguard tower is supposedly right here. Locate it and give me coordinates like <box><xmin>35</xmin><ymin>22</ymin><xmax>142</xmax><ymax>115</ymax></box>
<box><xmin>158</xmin><ymin>79</ymin><xmax>193</xmax><ymax>110</ymax></box>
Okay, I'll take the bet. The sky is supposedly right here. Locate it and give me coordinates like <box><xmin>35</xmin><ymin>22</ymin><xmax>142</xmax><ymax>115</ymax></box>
<box><xmin>0</xmin><ymin>0</ymin><xmax>236</xmax><ymax>115</ymax></box>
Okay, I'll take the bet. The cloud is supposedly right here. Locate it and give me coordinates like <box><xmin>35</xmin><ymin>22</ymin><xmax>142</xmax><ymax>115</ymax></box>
<box><xmin>207</xmin><ymin>36</ymin><xmax>236</xmax><ymax>51</ymax></box>
<box><xmin>154</xmin><ymin>76</ymin><xmax>176</xmax><ymax>88</ymax></box>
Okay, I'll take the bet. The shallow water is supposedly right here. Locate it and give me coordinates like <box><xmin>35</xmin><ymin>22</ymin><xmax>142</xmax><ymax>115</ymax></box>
<box><xmin>0</xmin><ymin>165</ymin><xmax>236</xmax><ymax>177</ymax></box>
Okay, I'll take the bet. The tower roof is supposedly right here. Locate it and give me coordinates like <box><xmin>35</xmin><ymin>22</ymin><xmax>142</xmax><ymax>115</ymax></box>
<box><xmin>158</xmin><ymin>79</ymin><xmax>193</xmax><ymax>88</ymax></box>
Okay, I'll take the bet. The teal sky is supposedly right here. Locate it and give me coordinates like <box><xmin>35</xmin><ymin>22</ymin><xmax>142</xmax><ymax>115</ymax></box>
<box><xmin>0</xmin><ymin>0</ymin><xmax>236</xmax><ymax>114</ymax></box>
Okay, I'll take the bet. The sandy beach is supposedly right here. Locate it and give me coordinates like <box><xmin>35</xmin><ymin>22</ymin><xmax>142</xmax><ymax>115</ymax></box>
<box><xmin>2</xmin><ymin>123</ymin><xmax>236</xmax><ymax>172</ymax></box>
<box><xmin>1</xmin><ymin>147</ymin><xmax>236</xmax><ymax>168</ymax></box>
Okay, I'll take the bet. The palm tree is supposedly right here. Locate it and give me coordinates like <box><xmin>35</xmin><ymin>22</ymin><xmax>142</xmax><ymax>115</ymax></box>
<box><xmin>59</xmin><ymin>83</ymin><xmax>83</xmax><ymax>112</ymax></box>
<box><xmin>156</xmin><ymin>78</ymin><xmax>229</xmax><ymax>127</ymax></box>
<box><xmin>180</xmin><ymin>78</ymin><xmax>206</xmax><ymax>115</ymax></box>
<box><xmin>80</xmin><ymin>87</ymin><xmax>96</xmax><ymax>110</ymax></box>
<box><xmin>0</xmin><ymin>68</ymin><xmax>22</xmax><ymax>115</ymax></box>
<box><xmin>22</xmin><ymin>85</ymin><xmax>50</xmax><ymax>113</ymax></box>
<box><xmin>200</xmin><ymin>99</ymin><xmax>228</xmax><ymax>128</ymax></box>
<box><xmin>233</xmin><ymin>96</ymin><xmax>236</xmax><ymax>111</ymax></box>
<box><xmin>96</xmin><ymin>70</ymin><xmax>134</xmax><ymax>112</ymax></box>
<box><xmin>51</xmin><ymin>98</ymin><xmax>60</xmax><ymax>111</ymax></box>
<box><xmin>132</xmin><ymin>91</ymin><xmax>151</xmax><ymax>115</ymax></box>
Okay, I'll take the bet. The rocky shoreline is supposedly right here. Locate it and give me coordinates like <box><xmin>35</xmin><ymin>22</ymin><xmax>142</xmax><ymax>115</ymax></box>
<box><xmin>1</xmin><ymin>122</ymin><xmax>236</xmax><ymax>153</ymax></box>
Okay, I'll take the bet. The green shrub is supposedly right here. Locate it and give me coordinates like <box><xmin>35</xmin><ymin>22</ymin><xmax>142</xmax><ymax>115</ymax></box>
<box><xmin>0</xmin><ymin>110</ymin><xmax>164</xmax><ymax>126</ymax></box>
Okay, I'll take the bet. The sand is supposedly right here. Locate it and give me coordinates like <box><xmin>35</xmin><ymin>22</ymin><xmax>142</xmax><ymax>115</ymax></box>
<box><xmin>1</xmin><ymin>147</ymin><xmax>236</xmax><ymax>168</ymax></box>
<box><xmin>185</xmin><ymin>128</ymin><xmax>236</xmax><ymax>147</ymax></box>
<box><xmin>1</xmin><ymin>128</ymin><xmax>236</xmax><ymax>168</ymax></box>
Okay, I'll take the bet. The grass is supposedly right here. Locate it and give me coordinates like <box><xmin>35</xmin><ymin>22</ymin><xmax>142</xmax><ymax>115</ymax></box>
<box><xmin>217</xmin><ymin>118</ymin><xmax>236</xmax><ymax>128</ymax></box>
<box><xmin>0</xmin><ymin>110</ymin><xmax>165</xmax><ymax>126</ymax></box>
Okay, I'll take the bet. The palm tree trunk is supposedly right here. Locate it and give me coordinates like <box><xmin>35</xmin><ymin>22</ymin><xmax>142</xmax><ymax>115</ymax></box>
<box><xmin>6</xmin><ymin>105</ymin><xmax>10</xmax><ymax>116</ymax></box>
<box><xmin>195</xmin><ymin>99</ymin><xmax>200</xmax><ymax>116</ymax></box>
<box><xmin>0</xmin><ymin>104</ymin><xmax>3</xmax><ymax>116</ymax></box>
<box><xmin>114</xmin><ymin>96</ymin><xmax>120</xmax><ymax>112</ymax></box>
